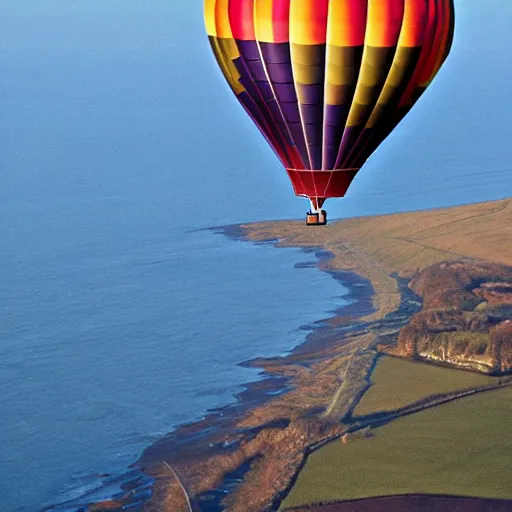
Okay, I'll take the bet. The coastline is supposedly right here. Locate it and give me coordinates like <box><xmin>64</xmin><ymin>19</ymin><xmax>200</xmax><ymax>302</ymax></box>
<box><xmin>47</xmin><ymin>197</ymin><xmax>512</xmax><ymax>511</ymax></box>
<box><xmin>137</xmin><ymin>230</ymin><xmax>381</xmax><ymax>512</ymax></box>
<box><xmin>48</xmin><ymin>227</ymin><xmax>379</xmax><ymax>512</ymax></box>
<box><xmin>134</xmin><ymin>222</ymin><xmax>438</xmax><ymax>512</ymax></box>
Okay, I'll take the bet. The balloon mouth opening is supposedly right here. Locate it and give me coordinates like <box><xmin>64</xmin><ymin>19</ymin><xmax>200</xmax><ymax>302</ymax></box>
<box><xmin>286</xmin><ymin>168</ymin><xmax>360</xmax><ymax>203</ymax></box>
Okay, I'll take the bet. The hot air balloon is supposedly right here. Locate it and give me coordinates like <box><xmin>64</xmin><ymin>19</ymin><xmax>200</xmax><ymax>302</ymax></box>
<box><xmin>204</xmin><ymin>0</ymin><xmax>455</xmax><ymax>225</ymax></box>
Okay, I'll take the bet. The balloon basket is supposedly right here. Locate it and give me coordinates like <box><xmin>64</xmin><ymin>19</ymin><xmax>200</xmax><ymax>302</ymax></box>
<box><xmin>305</xmin><ymin>210</ymin><xmax>327</xmax><ymax>226</ymax></box>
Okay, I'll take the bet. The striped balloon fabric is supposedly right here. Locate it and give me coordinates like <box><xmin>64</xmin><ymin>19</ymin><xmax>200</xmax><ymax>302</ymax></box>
<box><xmin>204</xmin><ymin>0</ymin><xmax>455</xmax><ymax>208</ymax></box>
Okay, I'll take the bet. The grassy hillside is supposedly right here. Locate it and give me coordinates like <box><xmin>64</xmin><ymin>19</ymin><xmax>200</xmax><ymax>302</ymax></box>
<box><xmin>281</xmin><ymin>387</ymin><xmax>512</xmax><ymax>510</ymax></box>
<box><xmin>353</xmin><ymin>356</ymin><xmax>498</xmax><ymax>417</ymax></box>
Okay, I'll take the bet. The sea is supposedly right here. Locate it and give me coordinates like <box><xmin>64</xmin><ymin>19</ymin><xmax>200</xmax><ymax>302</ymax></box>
<box><xmin>1</xmin><ymin>1</ymin><xmax>512</xmax><ymax>511</ymax></box>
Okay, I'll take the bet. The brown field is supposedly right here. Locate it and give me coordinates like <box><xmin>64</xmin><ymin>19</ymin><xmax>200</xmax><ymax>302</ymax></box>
<box><xmin>243</xmin><ymin>198</ymin><xmax>512</xmax><ymax>320</ymax></box>
<box><xmin>285</xmin><ymin>495</ymin><xmax>512</xmax><ymax>512</ymax></box>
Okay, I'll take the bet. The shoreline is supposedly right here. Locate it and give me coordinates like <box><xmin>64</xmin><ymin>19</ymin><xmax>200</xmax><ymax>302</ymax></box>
<box><xmin>135</xmin><ymin>223</ymin><xmax>434</xmax><ymax>512</ymax></box>
<box><xmin>47</xmin><ymin>227</ymin><xmax>378</xmax><ymax>512</ymax></box>
<box><xmin>137</xmin><ymin>230</ymin><xmax>380</xmax><ymax>511</ymax></box>
<box><xmin>46</xmin><ymin>197</ymin><xmax>512</xmax><ymax>511</ymax></box>
<box><xmin>218</xmin><ymin>224</ymin><xmax>378</xmax><ymax>330</ymax></box>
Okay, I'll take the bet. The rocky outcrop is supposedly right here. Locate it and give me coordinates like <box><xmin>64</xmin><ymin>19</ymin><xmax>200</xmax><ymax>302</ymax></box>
<box><xmin>385</xmin><ymin>261</ymin><xmax>512</xmax><ymax>374</ymax></box>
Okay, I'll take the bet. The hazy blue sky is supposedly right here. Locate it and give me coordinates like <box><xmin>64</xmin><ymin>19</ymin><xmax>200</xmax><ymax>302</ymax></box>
<box><xmin>2</xmin><ymin>0</ymin><xmax>512</xmax><ymax>222</ymax></box>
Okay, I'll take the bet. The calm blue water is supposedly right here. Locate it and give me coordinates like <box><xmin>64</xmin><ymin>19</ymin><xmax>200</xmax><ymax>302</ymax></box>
<box><xmin>1</xmin><ymin>1</ymin><xmax>512</xmax><ymax>511</ymax></box>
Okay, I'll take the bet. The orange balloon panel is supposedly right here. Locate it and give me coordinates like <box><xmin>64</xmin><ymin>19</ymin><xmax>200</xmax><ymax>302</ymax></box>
<box><xmin>204</xmin><ymin>0</ymin><xmax>455</xmax><ymax>203</ymax></box>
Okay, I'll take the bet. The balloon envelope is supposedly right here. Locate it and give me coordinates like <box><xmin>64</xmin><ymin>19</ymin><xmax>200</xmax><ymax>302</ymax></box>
<box><xmin>204</xmin><ymin>0</ymin><xmax>455</xmax><ymax>208</ymax></box>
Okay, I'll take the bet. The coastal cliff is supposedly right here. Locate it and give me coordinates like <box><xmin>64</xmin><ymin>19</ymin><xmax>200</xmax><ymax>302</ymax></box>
<box><xmin>384</xmin><ymin>261</ymin><xmax>512</xmax><ymax>374</ymax></box>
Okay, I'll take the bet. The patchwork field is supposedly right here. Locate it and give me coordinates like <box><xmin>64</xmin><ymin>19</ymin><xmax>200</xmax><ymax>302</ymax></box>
<box><xmin>281</xmin><ymin>387</ymin><xmax>512</xmax><ymax>510</ymax></box>
<box><xmin>353</xmin><ymin>355</ymin><xmax>499</xmax><ymax>417</ymax></box>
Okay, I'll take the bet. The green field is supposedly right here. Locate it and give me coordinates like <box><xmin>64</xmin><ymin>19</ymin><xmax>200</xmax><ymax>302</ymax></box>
<box><xmin>280</xmin><ymin>387</ymin><xmax>512</xmax><ymax>510</ymax></box>
<box><xmin>353</xmin><ymin>355</ymin><xmax>498</xmax><ymax>417</ymax></box>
